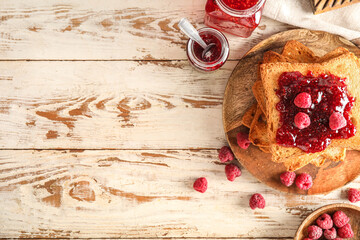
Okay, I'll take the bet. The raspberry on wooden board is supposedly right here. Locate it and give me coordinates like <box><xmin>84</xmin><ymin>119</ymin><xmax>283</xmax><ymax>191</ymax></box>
<box><xmin>280</xmin><ymin>171</ymin><xmax>296</xmax><ymax>187</ymax></box>
<box><xmin>236</xmin><ymin>132</ymin><xmax>251</xmax><ymax>149</ymax></box>
<box><xmin>295</xmin><ymin>173</ymin><xmax>313</xmax><ymax>190</ymax></box>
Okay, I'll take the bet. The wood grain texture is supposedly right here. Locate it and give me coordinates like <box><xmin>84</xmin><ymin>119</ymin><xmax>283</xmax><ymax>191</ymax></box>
<box><xmin>0</xmin><ymin>149</ymin><xmax>359</xmax><ymax>238</ymax></box>
<box><xmin>0</xmin><ymin>60</ymin><xmax>237</xmax><ymax>149</ymax></box>
<box><xmin>0</xmin><ymin>0</ymin><xmax>294</xmax><ymax>60</ymax></box>
<box><xmin>1</xmin><ymin>0</ymin><xmax>359</xmax><ymax>238</ymax></box>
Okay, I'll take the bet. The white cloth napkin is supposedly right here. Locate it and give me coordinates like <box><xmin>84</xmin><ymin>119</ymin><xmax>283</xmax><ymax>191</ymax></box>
<box><xmin>263</xmin><ymin>0</ymin><xmax>360</xmax><ymax>40</ymax></box>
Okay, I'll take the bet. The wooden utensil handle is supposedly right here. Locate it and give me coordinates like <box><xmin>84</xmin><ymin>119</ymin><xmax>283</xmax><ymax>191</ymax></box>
<box><xmin>311</xmin><ymin>0</ymin><xmax>360</xmax><ymax>15</ymax></box>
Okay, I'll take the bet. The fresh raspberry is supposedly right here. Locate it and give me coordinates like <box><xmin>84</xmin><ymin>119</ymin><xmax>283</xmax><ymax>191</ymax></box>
<box><xmin>236</xmin><ymin>132</ymin><xmax>251</xmax><ymax>149</ymax></box>
<box><xmin>218</xmin><ymin>146</ymin><xmax>234</xmax><ymax>163</ymax></box>
<box><xmin>316</xmin><ymin>213</ymin><xmax>333</xmax><ymax>229</ymax></box>
<box><xmin>337</xmin><ymin>223</ymin><xmax>354</xmax><ymax>238</ymax></box>
<box><xmin>280</xmin><ymin>171</ymin><xmax>296</xmax><ymax>187</ymax></box>
<box><xmin>323</xmin><ymin>227</ymin><xmax>336</xmax><ymax>239</ymax></box>
<box><xmin>295</xmin><ymin>173</ymin><xmax>313</xmax><ymax>190</ymax></box>
<box><xmin>329</xmin><ymin>112</ymin><xmax>347</xmax><ymax>130</ymax></box>
<box><xmin>249</xmin><ymin>193</ymin><xmax>265</xmax><ymax>210</ymax></box>
<box><xmin>303</xmin><ymin>238</ymin><xmax>313</xmax><ymax>240</ymax></box>
<box><xmin>307</xmin><ymin>225</ymin><xmax>323</xmax><ymax>239</ymax></box>
<box><xmin>294</xmin><ymin>112</ymin><xmax>311</xmax><ymax>129</ymax></box>
<box><xmin>225</xmin><ymin>164</ymin><xmax>241</xmax><ymax>181</ymax></box>
<box><xmin>332</xmin><ymin>211</ymin><xmax>349</xmax><ymax>228</ymax></box>
<box><xmin>294</xmin><ymin>92</ymin><xmax>312</xmax><ymax>108</ymax></box>
<box><xmin>193</xmin><ymin>177</ymin><xmax>207</xmax><ymax>193</ymax></box>
<box><xmin>348</xmin><ymin>188</ymin><xmax>360</xmax><ymax>203</ymax></box>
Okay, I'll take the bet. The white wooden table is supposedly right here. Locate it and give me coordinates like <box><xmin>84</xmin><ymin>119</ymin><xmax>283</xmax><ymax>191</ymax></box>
<box><xmin>0</xmin><ymin>0</ymin><xmax>359</xmax><ymax>239</ymax></box>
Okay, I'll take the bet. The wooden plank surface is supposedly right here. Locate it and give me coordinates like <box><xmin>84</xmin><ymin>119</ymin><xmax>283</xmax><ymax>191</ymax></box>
<box><xmin>1</xmin><ymin>0</ymin><xmax>359</xmax><ymax>239</ymax></box>
<box><xmin>0</xmin><ymin>60</ymin><xmax>235</xmax><ymax>149</ymax></box>
<box><xmin>0</xmin><ymin>0</ymin><xmax>294</xmax><ymax>60</ymax></box>
<box><xmin>1</xmin><ymin>149</ymin><xmax>358</xmax><ymax>238</ymax></box>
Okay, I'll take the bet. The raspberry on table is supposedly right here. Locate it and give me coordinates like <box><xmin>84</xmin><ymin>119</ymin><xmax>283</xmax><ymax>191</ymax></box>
<box><xmin>225</xmin><ymin>163</ymin><xmax>241</xmax><ymax>181</ymax></box>
<box><xmin>294</xmin><ymin>92</ymin><xmax>312</xmax><ymax>108</ymax></box>
<box><xmin>236</xmin><ymin>132</ymin><xmax>251</xmax><ymax>149</ymax></box>
<box><xmin>316</xmin><ymin>213</ymin><xmax>333</xmax><ymax>229</ymax></box>
<box><xmin>348</xmin><ymin>188</ymin><xmax>360</xmax><ymax>203</ymax></box>
<box><xmin>323</xmin><ymin>227</ymin><xmax>336</xmax><ymax>240</ymax></box>
<box><xmin>329</xmin><ymin>112</ymin><xmax>347</xmax><ymax>130</ymax></box>
<box><xmin>218</xmin><ymin>146</ymin><xmax>234</xmax><ymax>163</ymax></box>
<box><xmin>337</xmin><ymin>223</ymin><xmax>354</xmax><ymax>238</ymax></box>
<box><xmin>193</xmin><ymin>177</ymin><xmax>207</xmax><ymax>193</ymax></box>
<box><xmin>332</xmin><ymin>211</ymin><xmax>349</xmax><ymax>228</ymax></box>
<box><xmin>280</xmin><ymin>171</ymin><xmax>296</xmax><ymax>187</ymax></box>
<box><xmin>294</xmin><ymin>112</ymin><xmax>311</xmax><ymax>129</ymax></box>
<box><xmin>307</xmin><ymin>225</ymin><xmax>323</xmax><ymax>239</ymax></box>
<box><xmin>249</xmin><ymin>193</ymin><xmax>265</xmax><ymax>210</ymax></box>
<box><xmin>295</xmin><ymin>173</ymin><xmax>313</xmax><ymax>190</ymax></box>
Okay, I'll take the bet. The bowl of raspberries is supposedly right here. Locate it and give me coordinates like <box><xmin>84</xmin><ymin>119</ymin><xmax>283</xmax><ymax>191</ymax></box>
<box><xmin>294</xmin><ymin>203</ymin><xmax>360</xmax><ymax>240</ymax></box>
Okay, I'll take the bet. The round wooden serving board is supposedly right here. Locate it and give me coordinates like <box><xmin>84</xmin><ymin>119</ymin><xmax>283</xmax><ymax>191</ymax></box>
<box><xmin>294</xmin><ymin>203</ymin><xmax>360</xmax><ymax>239</ymax></box>
<box><xmin>223</xmin><ymin>29</ymin><xmax>360</xmax><ymax>195</ymax></box>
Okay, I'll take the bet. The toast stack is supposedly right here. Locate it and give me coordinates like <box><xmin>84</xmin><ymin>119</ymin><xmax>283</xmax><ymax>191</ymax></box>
<box><xmin>243</xmin><ymin>40</ymin><xmax>360</xmax><ymax>171</ymax></box>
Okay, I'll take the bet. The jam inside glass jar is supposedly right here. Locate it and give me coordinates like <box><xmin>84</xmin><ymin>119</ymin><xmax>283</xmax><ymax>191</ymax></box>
<box><xmin>193</xmin><ymin>34</ymin><xmax>222</xmax><ymax>62</ymax></box>
<box><xmin>186</xmin><ymin>27</ymin><xmax>229</xmax><ymax>71</ymax></box>
<box><xmin>205</xmin><ymin>0</ymin><xmax>266</xmax><ymax>37</ymax></box>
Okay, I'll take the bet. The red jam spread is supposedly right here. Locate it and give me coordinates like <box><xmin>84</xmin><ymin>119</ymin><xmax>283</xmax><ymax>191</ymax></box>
<box><xmin>276</xmin><ymin>71</ymin><xmax>356</xmax><ymax>153</ymax></box>
<box><xmin>204</xmin><ymin>0</ymin><xmax>265</xmax><ymax>37</ymax></box>
<box><xmin>193</xmin><ymin>33</ymin><xmax>222</xmax><ymax>62</ymax></box>
<box><xmin>186</xmin><ymin>28</ymin><xmax>229</xmax><ymax>71</ymax></box>
<box><xmin>222</xmin><ymin>0</ymin><xmax>258</xmax><ymax>10</ymax></box>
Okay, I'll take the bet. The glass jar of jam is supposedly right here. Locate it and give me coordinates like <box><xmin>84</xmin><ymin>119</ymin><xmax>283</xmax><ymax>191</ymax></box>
<box><xmin>205</xmin><ymin>0</ymin><xmax>266</xmax><ymax>38</ymax></box>
<box><xmin>186</xmin><ymin>27</ymin><xmax>229</xmax><ymax>71</ymax></box>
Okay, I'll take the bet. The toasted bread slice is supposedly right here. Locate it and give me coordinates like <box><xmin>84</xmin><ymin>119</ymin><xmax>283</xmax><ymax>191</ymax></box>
<box><xmin>323</xmin><ymin>148</ymin><xmax>346</xmax><ymax>162</ymax></box>
<box><xmin>314</xmin><ymin>147</ymin><xmax>347</xmax><ymax>166</ymax></box>
<box><xmin>311</xmin><ymin>156</ymin><xmax>326</xmax><ymax>167</ymax></box>
<box><xmin>282</xmin><ymin>40</ymin><xmax>320</xmax><ymax>63</ymax></box>
<box><xmin>259</xmin><ymin>146</ymin><xmax>270</xmax><ymax>153</ymax></box>
<box><xmin>252</xmin><ymin>46</ymin><xmax>347</xmax><ymax>168</ymax></box>
<box><xmin>282</xmin><ymin>147</ymin><xmax>346</xmax><ymax>171</ymax></box>
<box><xmin>252</xmin><ymin>81</ymin><xmax>267</xmax><ymax>115</ymax></box>
<box><xmin>283</xmin><ymin>153</ymin><xmax>322</xmax><ymax>171</ymax></box>
<box><xmin>253</xmin><ymin>47</ymin><xmax>320</xmax><ymax>115</ymax></box>
<box><xmin>263</xmin><ymin>51</ymin><xmax>298</xmax><ymax>64</ymax></box>
<box><xmin>317</xmin><ymin>47</ymin><xmax>349</xmax><ymax>63</ymax></box>
<box><xmin>246</xmin><ymin>104</ymin><xmax>336</xmax><ymax>169</ymax></box>
<box><xmin>241</xmin><ymin>103</ymin><xmax>257</xmax><ymax>128</ymax></box>
<box><xmin>260</xmin><ymin>52</ymin><xmax>360</xmax><ymax>162</ymax></box>
<box><xmin>249</xmin><ymin>105</ymin><xmax>271</xmax><ymax>147</ymax></box>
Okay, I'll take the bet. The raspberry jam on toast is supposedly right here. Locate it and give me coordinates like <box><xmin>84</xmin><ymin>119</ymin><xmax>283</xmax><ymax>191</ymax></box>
<box><xmin>276</xmin><ymin>71</ymin><xmax>356</xmax><ymax>153</ymax></box>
